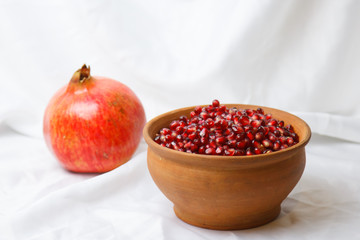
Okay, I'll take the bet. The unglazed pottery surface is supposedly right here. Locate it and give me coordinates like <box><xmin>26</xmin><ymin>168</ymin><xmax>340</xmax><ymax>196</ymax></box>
<box><xmin>143</xmin><ymin>104</ymin><xmax>311</xmax><ymax>230</ymax></box>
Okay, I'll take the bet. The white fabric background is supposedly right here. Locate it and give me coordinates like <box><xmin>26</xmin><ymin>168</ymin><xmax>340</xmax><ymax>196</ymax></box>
<box><xmin>1</xmin><ymin>0</ymin><xmax>360</xmax><ymax>239</ymax></box>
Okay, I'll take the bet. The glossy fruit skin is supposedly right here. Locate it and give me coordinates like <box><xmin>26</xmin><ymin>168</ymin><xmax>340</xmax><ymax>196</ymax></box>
<box><xmin>43</xmin><ymin>65</ymin><xmax>146</xmax><ymax>173</ymax></box>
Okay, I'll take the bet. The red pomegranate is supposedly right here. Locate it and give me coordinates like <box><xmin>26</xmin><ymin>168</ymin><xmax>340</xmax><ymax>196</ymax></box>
<box><xmin>43</xmin><ymin>65</ymin><xmax>146</xmax><ymax>173</ymax></box>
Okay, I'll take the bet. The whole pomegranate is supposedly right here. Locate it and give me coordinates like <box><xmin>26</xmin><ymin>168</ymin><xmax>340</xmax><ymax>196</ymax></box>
<box><xmin>43</xmin><ymin>65</ymin><xmax>146</xmax><ymax>173</ymax></box>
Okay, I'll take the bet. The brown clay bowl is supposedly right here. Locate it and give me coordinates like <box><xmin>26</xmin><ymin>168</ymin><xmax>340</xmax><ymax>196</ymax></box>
<box><xmin>143</xmin><ymin>104</ymin><xmax>311</xmax><ymax>230</ymax></box>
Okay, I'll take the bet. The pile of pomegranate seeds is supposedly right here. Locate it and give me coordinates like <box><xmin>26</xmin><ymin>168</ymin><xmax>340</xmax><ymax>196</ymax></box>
<box><xmin>154</xmin><ymin>100</ymin><xmax>299</xmax><ymax>156</ymax></box>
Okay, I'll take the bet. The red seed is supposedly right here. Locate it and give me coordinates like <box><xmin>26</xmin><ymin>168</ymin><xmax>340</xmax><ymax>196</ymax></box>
<box><xmin>218</xmin><ymin>105</ymin><xmax>227</xmax><ymax>113</ymax></box>
<box><xmin>200</xmin><ymin>128</ymin><xmax>209</xmax><ymax>137</ymax></box>
<box><xmin>240</xmin><ymin>116</ymin><xmax>250</xmax><ymax>125</ymax></box>
<box><xmin>154</xmin><ymin>135</ymin><xmax>161</xmax><ymax>144</ymax></box>
<box><xmin>232</xmin><ymin>125</ymin><xmax>244</xmax><ymax>134</ymax></box>
<box><xmin>169</xmin><ymin>121</ymin><xmax>180</xmax><ymax>130</ymax></box>
<box><xmin>155</xmin><ymin>100</ymin><xmax>299</xmax><ymax>156</ymax></box>
<box><xmin>262</xmin><ymin>139</ymin><xmax>273</xmax><ymax>148</ymax></box>
<box><xmin>273</xmin><ymin>141</ymin><xmax>281</xmax><ymax>151</ymax></box>
<box><xmin>278</xmin><ymin>120</ymin><xmax>284</xmax><ymax>127</ymax></box>
<box><xmin>254</xmin><ymin>147</ymin><xmax>262</xmax><ymax>154</ymax></box>
<box><xmin>246</xmin><ymin>131</ymin><xmax>255</xmax><ymax>141</ymax></box>
<box><xmin>257</xmin><ymin>108</ymin><xmax>264</xmax><ymax>115</ymax></box>
<box><xmin>200</xmin><ymin>112</ymin><xmax>209</xmax><ymax>120</ymax></box>
<box><xmin>268</xmin><ymin>132</ymin><xmax>277</xmax><ymax>142</ymax></box>
<box><xmin>236</xmin><ymin>140</ymin><xmax>247</xmax><ymax>149</ymax></box>
<box><xmin>215</xmin><ymin>136</ymin><xmax>226</xmax><ymax>145</ymax></box>
<box><xmin>225</xmin><ymin>148</ymin><xmax>235</xmax><ymax>156</ymax></box>
<box><xmin>160</xmin><ymin>128</ymin><xmax>171</xmax><ymax>135</ymax></box>
<box><xmin>246</xmin><ymin>148</ymin><xmax>253</xmax><ymax>155</ymax></box>
<box><xmin>268</xmin><ymin>119</ymin><xmax>278</xmax><ymax>126</ymax></box>
<box><xmin>255</xmin><ymin>132</ymin><xmax>264</xmax><ymax>141</ymax></box>
<box><xmin>205</xmin><ymin>148</ymin><xmax>215</xmax><ymax>155</ymax></box>
<box><xmin>209</xmin><ymin>140</ymin><xmax>217</xmax><ymax>149</ymax></box>
<box><xmin>215</xmin><ymin>147</ymin><xmax>223</xmax><ymax>155</ymax></box>
<box><xmin>287</xmin><ymin>137</ymin><xmax>294</xmax><ymax>145</ymax></box>
<box><xmin>212</xmin><ymin>99</ymin><xmax>220</xmax><ymax>107</ymax></box>
<box><xmin>188</xmin><ymin>133</ymin><xmax>197</xmax><ymax>140</ymax></box>
<box><xmin>184</xmin><ymin>142</ymin><xmax>192</xmax><ymax>149</ymax></box>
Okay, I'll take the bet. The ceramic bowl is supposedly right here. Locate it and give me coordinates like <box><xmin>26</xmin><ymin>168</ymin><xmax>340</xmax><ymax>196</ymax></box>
<box><xmin>143</xmin><ymin>104</ymin><xmax>311</xmax><ymax>230</ymax></box>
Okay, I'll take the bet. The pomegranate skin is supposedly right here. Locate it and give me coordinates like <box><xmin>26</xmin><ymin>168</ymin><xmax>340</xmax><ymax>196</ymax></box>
<box><xmin>43</xmin><ymin>66</ymin><xmax>146</xmax><ymax>173</ymax></box>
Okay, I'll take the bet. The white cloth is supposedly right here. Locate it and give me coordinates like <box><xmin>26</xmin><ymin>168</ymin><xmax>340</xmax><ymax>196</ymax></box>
<box><xmin>1</xmin><ymin>0</ymin><xmax>360</xmax><ymax>239</ymax></box>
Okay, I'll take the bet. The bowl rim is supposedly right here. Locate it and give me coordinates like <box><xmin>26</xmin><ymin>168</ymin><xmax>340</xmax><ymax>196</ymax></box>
<box><xmin>143</xmin><ymin>104</ymin><xmax>311</xmax><ymax>167</ymax></box>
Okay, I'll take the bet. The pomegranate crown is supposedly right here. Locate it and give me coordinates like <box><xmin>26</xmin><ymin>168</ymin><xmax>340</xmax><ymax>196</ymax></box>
<box><xmin>71</xmin><ymin>64</ymin><xmax>91</xmax><ymax>83</ymax></box>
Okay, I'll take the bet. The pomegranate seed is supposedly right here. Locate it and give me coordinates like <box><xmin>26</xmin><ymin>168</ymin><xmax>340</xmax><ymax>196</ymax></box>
<box><xmin>268</xmin><ymin>119</ymin><xmax>278</xmax><ymax>126</ymax></box>
<box><xmin>280</xmin><ymin>144</ymin><xmax>289</xmax><ymax>150</ymax></box>
<box><xmin>227</xmin><ymin>132</ymin><xmax>236</xmax><ymax>141</ymax></box>
<box><xmin>209</xmin><ymin>141</ymin><xmax>217</xmax><ymax>149</ymax></box>
<box><xmin>273</xmin><ymin>130</ymin><xmax>281</xmax><ymax>137</ymax></box>
<box><xmin>228</xmin><ymin>139</ymin><xmax>237</xmax><ymax>147</ymax></box>
<box><xmin>273</xmin><ymin>141</ymin><xmax>281</xmax><ymax>151</ymax></box>
<box><xmin>212</xmin><ymin>99</ymin><xmax>220</xmax><ymax>107</ymax></box>
<box><xmin>232</xmin><ymin>125</ymin><xmax>244</xmax><ymax>134</ymax></box>
<box><xmin>223</xmin><ymin>128</ymin><xmax>232</xmax><ymax>136</ymax></box>
<box><xmin>218</xmin><ymin>105</ymin><xmax>227</xmax><ymax>113</ymax></box>
<box><xmin>184</xmin><ymin>142</ymin><xmax>192</xmax><ymax>149</ymax></box>
<box><xmin>236</xmin><ymin>133</ymin><xmax>245</xmax><ymax>141</ymax></box>
<box><xmin>265</xmin><ymin>114</ymin><xmax>272</xmax><ymax>120</ymax></box>
<box><xmin>188</xmin><ymin>133</ymin><xmax>197</xmax><ymax>140</ymax></box>
<box><xmin>155</xmin><ymin>100</ymin><xmax>299</xmax><ymax>155</ymax></box>
<box><xmin>254</xmin><ymin>147</ymin><xmax>262</xmax><ymax>154</ymax></box>
<box><xmin>278</xmin><ymin>121</ymin><xmax>284</xmax><ymax>127</ymax></box>
<box><xmin>255</xmin><ymin>132</ymin><xmax>264</xmax><ymax>141</ymax></box>
<box><xmin>200</xmin><ymin>128</ymin><xmax>209</xmax><ymax>137</ymax></box>
<box><xmin>205</xmin><ymin>118</ymin><xmax>215</xmax><ymax>128</ymax></box>
<box><xmin>190</xmin><ymin>144</ymin><xmax>198</xmax><ymax>152</ymax></box>
<box><xmin>268</xmin><ymin>125</ymin><xmax>276</xmax><ymax>133</ymax></box>
<box><xmin>287</xmin><ymin>137</ymin><xmax>294</xmax><ymax>145</ymax></box>
<box><xmin>205</xmin><ymin>148</ymin><xmax>215</xmax><ymax>155</ymax></box>
<box><xmin>225</xmin><ymin>148</ymin><xmax>235</xmax><ymax>156</ymax></box>
<box><xmin>279</xmin><ymin>136</ymin><xmax>287</xmax><ymax>144</ymax></box>
<box><xmin>251</xmin><ymin>120</ymin><xmax>262</xmax><ymax>128</ymax></box>
<box><xmin>285</xmin><ymin>124</ymin><xmax>294</xmax><ymax>132</ymax></box>
<box><xmin>200</xmin><ymin>137</ymin><xmax>208</xmax><ymax>144</ymax></box>
<box><xmin>215</xmin><ymin>147</ymin><xmax>223</xmax><ymax>155</ymax></box>
<box><xmin>291</xmin><ymin>132</ymin><xmax>299</xmax><ymax>142</ymax></box>
<box><xmin>236</xmin><ymin>140</ymin><xmax>247</xmax><ymax>149</ymax></box>
<box><xmin>154</xmin><ymin>135</ymin><xmax>161</xmax><ymax>144</ymax></box>
<box><xmin>246</xmin><ymin>148</ymin><xmax>253</xmax><ymax>155</ymax></box>
<box><xmin>200</xmin><ymin>112</ymin><xmax>209</xmax><ymax>120</ymax></box>
<box><xmin>246</xmin><ymin>131</ymin><xmax>254</xmax><ymax>141</ymax></box>
<box><xmin>262</xmin><ymin>139</ymin><xmax>273</xmax><ymax>148</ymax></box>
<box><xmin>186</xmin><ymin>125</ymin><xmax>197</xmax><ymax>134</ymax></box>
<box><xmin>175</xmin><ymin>126</ymin><xmax>184</xmax><ymax>134</ymax></box>
<box><xmin>198</xmin><ymin>146</ymin><xmax>205</xmax><ymax>154</ymax></box>
<box><xmin>169</xmin><ymin>120</ymin><xmax>180</xmax><ymax>130</ymax></box>
<box><xmin>160</xmin><ymin>128</ymin><xmax>171</xmax><ymax>135</ymax></box>
<box><xmin>257</xmin><ymin>108</ymin><xmax>264</xmax><ymax>114</ymax></box>
<box><xmin>179</xmin><ymin>115</ymin><xmax>188</xmax><ymax>123</ymax></box>
<box><xmin>246</xmin><ymin>109</ymin><xmax>254</xmax><ymax>117</ymax></box>
<box><xmin>165</xmin><ymin>134</ymin><xmax>173</xmax><ymax>143</ymax></box>
<box><xmin>179</xmin><ymin>121</ymin><xmax>187</xmax><ymax>128</ymax></box>
<box><xmin>268</xmin><ymin>132</ymin><xmax>277</xmax><ymax>142</ymax></box>
<box><xmin>239</xmin><ymin>116</ymin><xmax>250</xmax><ymax>125</ymax></box>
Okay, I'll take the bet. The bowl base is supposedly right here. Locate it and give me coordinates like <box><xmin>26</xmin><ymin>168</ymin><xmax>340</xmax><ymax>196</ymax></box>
<box><xmin>173</xmin><ymin>204</ymin><xmax>281</xmax><ymax>230</ymax></box>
